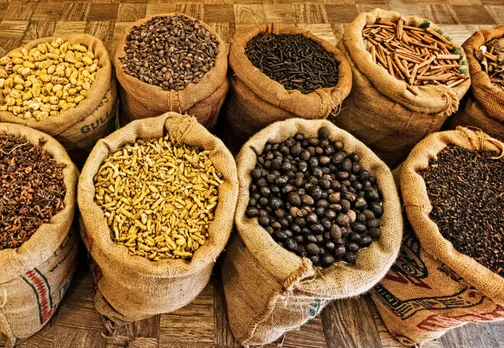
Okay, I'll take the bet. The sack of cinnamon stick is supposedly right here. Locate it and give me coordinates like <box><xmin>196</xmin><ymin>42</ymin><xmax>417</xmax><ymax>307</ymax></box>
<box><xmin>371</xmin><ymin>127</ymin><xmax>504</xmax><ymax>347</ymax></box>
<box><xmin>445</xmin><ymin>26</ymin><xmax>504</xmax><ymax>141</ymax></box>
<box><xmin>335</xmin><ymin>8</ymin><xmax>471</xmax><ymax>168</ymax></box>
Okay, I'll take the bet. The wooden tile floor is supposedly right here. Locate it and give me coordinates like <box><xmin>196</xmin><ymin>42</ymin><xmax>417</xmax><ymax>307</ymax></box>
<box><xmin>0</xmin><ymin>0</ymin><xmax>503</xmax><ymax>347</ymax></box>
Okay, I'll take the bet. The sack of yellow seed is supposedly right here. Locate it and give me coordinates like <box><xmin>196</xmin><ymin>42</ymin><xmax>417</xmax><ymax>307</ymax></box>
<box><xmin>114</xmin><ymin>13</ymin><xmax>229</xmax><ymax>130</ymax></box>
<box><xmin>77</xmin><ymin>112</ymin><xmax>238</xmax><ymax>329</ymax></box>
<box><xmin>446</xmin><ymin>25</ymin><xmax>504</xmax><ymax>141</ymax></box>
<box><xmin>371</xmin><ymin>127</ymin><xmax>504</xmax><ymax>347</ymax></box>
<box><xmin>0</xmin><ymin>35</ymin><xmax>116</xmax><ymax>165</ymax></box>
<box><xmin>0</xmin><ymin>123</ymin><xmax>79</xmax><ymax>348</ymax></box>
<box><xmin>335</xmin><ymin>8</ymin><xmax>471</xmax><ymax>168</ymax></box>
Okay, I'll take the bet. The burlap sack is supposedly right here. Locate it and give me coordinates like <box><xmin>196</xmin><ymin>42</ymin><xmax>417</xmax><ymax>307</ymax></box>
<box><xmin>371</xmin><ymin>127</ymin><xmax>504</xmax><ymax>347</ymax></box>
<box><xmin>224</xmin><ymin>23</ymin><xmax>352</xmax><ymax>151</ymax></box>
<box><xmin>77</xmin><ymin>112</ymin><xmax>238</xmax><ymax>329</ymax></box>
<box><xmin>0</xmin><ymin>35</ymin><xmax>113</xmax><ymax>159</ymax></box>
<box><xmin>335</xmin><ymin>8</ymin><xmax>471</xmax><ymax>168</ymax></box>
<box><xmin>446</xmin><ymin>26</ymin><xmax>504</xmax><ymax>141</ymax></box>
<box><xmin>0</xmin><ymin>123</ymin><xmax>79</xmax><ymax>348</ymax></box>
<box><xmin>114</xmin><ymin>13</ymin><xmax>229</xmax><ymax>130</ymax></box>
<box><xmin>222</xmin><ymin>118</ymin><xmax>402</xmax><ymax>346</ymax></box>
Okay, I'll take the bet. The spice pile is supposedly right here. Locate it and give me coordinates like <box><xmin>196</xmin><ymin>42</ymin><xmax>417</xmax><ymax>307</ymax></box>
<box><xmin>478</xmin><ymin>37</ymin><xmax>504</xmax><ymax>90</ymax></box>
<box><xmin>246</xmin><ymin>127</ymin><xmax>383</xmax><ymax>268</ymax></box>
<box><xmin>94</xmin><ymin>135</ymin><xmax>223</xmax><ymax>261</ymax></box>
<box><xmin>0</xmin><ymin>38</ymin><xmax>99</xmax><ymax>120</ymax></box>
<box><xmin>363</xmin><ymin>19</ymin><xmax>468</xmax><ymax>95</ymax></box>
<box><xmin>121</xmin><ymin>16</ymin><xmax>219</xmax><ymax>91</ymax></box>
<box><xmin>0</xmin><ymin>133</ymin><xmax>66</xmax><ymax>250</ymax></box>
<box><xmin>422</xmin><ymin>145</ymin><xmax>504</xmax><ymax>276</ymax></box>
<box><xmin>245</xmin><ymin>33</ymin><xmax>339</xmax><ymax>94</ymax></box>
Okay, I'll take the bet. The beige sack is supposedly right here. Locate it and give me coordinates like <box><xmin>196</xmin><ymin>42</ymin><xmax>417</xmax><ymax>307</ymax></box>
<box><xmin>222</xmin><ymin>118</ymin><xmax>402</xmax><ymax>346</ymax></box>
<box><xmin>0</xmin><ymin>35</ymin><xmax>113</xmax><ymax>159</ymax></box>
<box><xmin>446</xmin><ymin>26</ymin><xmax>504</xmax><ymax>141</ymax></box>
<box><xmin>335</xmin><ymin>9</ymin><xmax>471</xmax><ymax>168</ymax></box>
<box><xmin>0</xmin><ymin>123</ymin><xmax>79</xmax><ymax>348</ymax></box>
<box><xmin>223</xmin><ymin>23</ymin><xmax>352</xmax><ymax>151</ymax></box>
<box><xmin>78</xmin><ymin>112</ymin><xmax>238</xmax><ymax>329</ymax></box>
<box><xmin>371</xmin><ymin>127</ymin><xmax>504</xmax><ymax>347</ymax></box>
<box><xmin>114</xmin><ymin>13</ymin><xmax>229</xmax><ymax>130</ymax></box>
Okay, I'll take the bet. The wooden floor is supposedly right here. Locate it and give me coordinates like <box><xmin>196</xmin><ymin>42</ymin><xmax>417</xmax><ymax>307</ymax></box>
<box><xmin>1</xmin><ymin>0</ymin><xmax>504</xmax><ymax>347</ymax></box>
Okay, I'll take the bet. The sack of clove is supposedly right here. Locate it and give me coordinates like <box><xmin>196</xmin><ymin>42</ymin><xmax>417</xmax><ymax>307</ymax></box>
<box><xmin>0</xmin><ymin>123</ymin><xmax>79</xmax><ymax>348</ymax></box>
<box><xmin>335</xmin><ymin>8</ymin><xmax>471</xmax><ymax>168</ymax></box>
<box><xmin>78</xmin><ymin>113</ymin><xmax>238</xmax><ymax>330</ymax></box>
<box><xmin>371</xmin><ymin>127</ymin><xmax>504</xmax><ymax>347</ymax></box>
<box><xmin>446</xmin><ymin>25</ymin><xmax>504</xmax><ymax>141</ymax></box>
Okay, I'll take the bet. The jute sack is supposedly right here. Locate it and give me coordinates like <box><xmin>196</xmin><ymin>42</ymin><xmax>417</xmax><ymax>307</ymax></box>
<box><xmin>335</xmin><ymin>8</ymin><xmax>471</xmax><ymax>168</ymax></box>
<box><xmin>0</xmin><ymin>123</ymin><xmax>79</xmax><ymax>348</ymax></box>
<box><xmin>446</xmin><ymin>26</ymin><xmax>504</xmax><ymax>141</ymax></box>
<box><xmin>78</xmin><ymin>112</ymin><xmax>238</xmax><ymax>329</ymax></box>
<box><xmin>0</xmin><ymin>35</ymin><xmax>113</xmax><ymax>158</ymax></box>
<box><xmin>224</xmin><ymin>24</ymin><xmax>352</xmax><ymax>149</ymax></box>
<box><xmin>222</xmin><ymin>118</ymin><xmax>402</xmax><ymax>346</ymax></box>
<box><xmin>370</xmin><ymin>127</ymin><xmax>504</xmax><ymax>347</ymax></box>
<box><xmin>114</xmin><ymin>13</ymin><xmax>229</xmax><ymax>130</ymax></box>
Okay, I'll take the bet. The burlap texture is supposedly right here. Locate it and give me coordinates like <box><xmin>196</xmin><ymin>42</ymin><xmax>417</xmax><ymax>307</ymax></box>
<box><xmin>0</xmin><ymin>35</ymin><xmax>113</xmax><ymax>155</ymax></box>
<box><xmin>224</xmin><ymin>23</ymin><xmax>352</xmax><ymax>149</ymax></box>
<box><xmin>0</xmin><ymin>123</ymin><xmax>79</xmax><ymax>348</ymax></box>
<box><xmin>371</xmin><ymin>127</ymin><xmax>504</xmax><ymax>347</ymax></box>
<box><xmin>446</xmin><ymin>26</ymin><xmax>504</xmax><ymax>141</ymax></box>
<box><xmin>114</xmin><ymin>13</ymin><xmax>229</xmax><ymax>130</ymax></box>
<box><xmin>335</xmin><ymin>8</ymin><xmax>471</xmax><ymax>168</ymax></box>
<box><xmin>222</xmin><ymin>118</ymin><xmax>403</xmax><ymax>346</ymax></box>
<box><xmin>77</xmin><ymin>112</ymin><xmax>238</xmax><ymax>328</ymax></box>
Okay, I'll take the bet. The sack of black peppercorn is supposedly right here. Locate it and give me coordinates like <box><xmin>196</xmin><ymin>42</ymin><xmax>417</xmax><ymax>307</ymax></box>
<box><xmin>335</xmin><ymin>8</ymin><xmax>471</xmax><ymax>168</ymax></box>
<box><xmin>371</xmin><ymin>127</ymin><xmax>504</xmax><ymax>347</ymax></box>
<box><xmin>0</xmin><ymin>35</ymin><xmax>116</xmax><ymax>167</ymax></box>
<box><xmin>222</xmin><ymin>118</ymin><xmax>402</xmax><ymax>346</ymax></box>
<box><xmin>77</xmin><ymin>112</ymin><xmax>238</xmax><ymax>330</ymax></box>
<box><xmin>0</xmin><ymin>123</ymin><xmax>79</xmax><ymax>348</ymax></box>
<box><xmin>446</xmin><ymin>26</ymin><xmax>504</xmax><ymax>141</ymax></box>
<box><xmin>223</xmin><ymin>24</ymin><xmax>352</xmax><ymax>152</ymax></box>
<box><xmin>113</xmin><ymin>13</ymin><xmax>229</xmax><ymax>130</ymax></box>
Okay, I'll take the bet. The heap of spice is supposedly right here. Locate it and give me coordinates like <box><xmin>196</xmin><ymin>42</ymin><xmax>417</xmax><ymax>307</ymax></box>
<box><xmin>0</xmin><ymin>133</ymin><xmax>66</xmax><ymax>250</ymax></box>
<box><xmin>120</xmin><ymin>16</ymin><xmax>219</xmax><ymax>91</ymax></box>
<box><xmin>245</xmin><ymin>33</ymin><xmax>339</xmax><ymax>94</ymax></box>
<box><xmin>0</xmin><ymin>38</ymin><xmax>99</xmax><ymax>120</ymax></box>
<box><xmin>422</xmin><ymin>145</ymin><xmax>504</xmax><ymax>276</ymax></box>
<box><xmin>246</xmin><ymin>127</ymin><xmax>383</xmax><ymax>268</ymax></box>
<box><xmin>362</xmin><ymin>18</ymin><xmax>468</xmax><ymax>95</ymax></box>
<box><xmin>94</xmin><ymin>135</ymin><xmax>223</xmax><ymax>261</ymax></box>
<box><xmin>478</xmin><ymin>37</ymin><xmax>504</xmax><ymax>90</ymax></box>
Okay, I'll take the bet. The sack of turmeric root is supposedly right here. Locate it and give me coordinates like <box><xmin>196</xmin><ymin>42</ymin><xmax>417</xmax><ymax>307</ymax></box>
<box><xmin>78</xmin><ymin>112</ymin><xmax>238</xmax><ymax>330</ymax></box>
<box><xmin>371</xmin><ymin>127</ymin><xmax>504</xmax><ymax>347</ymax></box>
<box><xmin>223</xmin><ymin>118</ymin><xmax>402</xmax><ymax>346</ymax></box>
<box><xmin>0</xmin><ymin>123</ymin><xmax>79</xmax><ymax>348</ymax></box>
<box><xmin>0</xmin><ymin>35</ymin><xmax>115</xmax><ymax>164</ymax></box>
<box><xmin>223</xmin><ymin>23</ymin><xmax>352</xmax><ymax>152</ymax></box>
<box><xmin>446</xmin><ymin>26</ymin><xmax>504</xmax><ymax>141</ymax></box>
<box><xmin>335</xmin><ymin>8</ymin><xmax>471</xmax><ymax>168</ymax></box>
<box><xmin>114</xmin><ymin>13</ymin><xmax>229</xmax><ymax>130</ymax></box>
